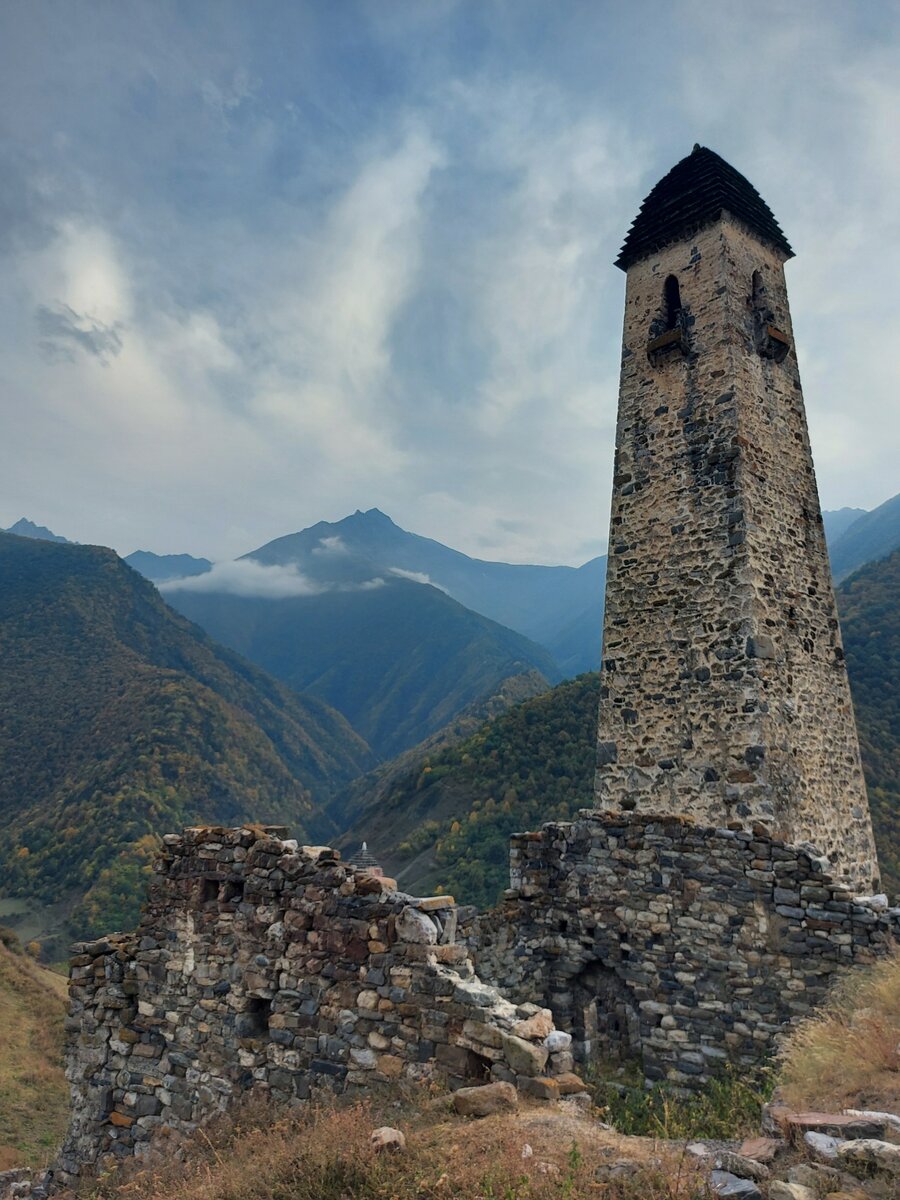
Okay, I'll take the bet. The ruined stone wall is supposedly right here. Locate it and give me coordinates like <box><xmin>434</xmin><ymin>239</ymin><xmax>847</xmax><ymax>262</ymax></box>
<box><xmin>596</xmin><ymin>213</ymin><xmax>877</xmax><ymax>892</ymax></box>
<box><xmin>470</xmin><ymin>813</ymin><xmax>899</xmax><ymax>1090</ymax></box>
<box><xmin>52</xmin><ymin>827</ymin><xmax>571</xmax><ymax>1191</ymax></box>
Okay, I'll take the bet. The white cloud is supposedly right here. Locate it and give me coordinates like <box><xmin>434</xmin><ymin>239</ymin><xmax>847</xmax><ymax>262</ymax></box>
<box><xmin>159</xmin><ymin>559</ymin><xmax>392</xmax><ymax>599</ymax></box>
<box><xmin>160</xmin><ymin>559</ymin><xmax>323</xmax><ymax>599</ymax></box>
<box><xmin>312</xmin><ymin>536</ymin><xmax>348</xmax><ymax>555</ymax></box>
<box><xmin>388</xmin><ymin>566</ymin><xmax>444</xmax><ymax>590</ymax></box>
<box><xmin>249</xmin><ymin>125</ymin><xmax>445</xmax><ymax>480</ymax></box>
<box><xmin>0</xmin><ymin>4</ymin><xmax>897</xmax><ymax>565</ymax></box>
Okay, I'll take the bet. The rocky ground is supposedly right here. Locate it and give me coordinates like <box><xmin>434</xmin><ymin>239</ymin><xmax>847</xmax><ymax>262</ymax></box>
<box><xmin>3</xmin><ymin>1084</ymin><xmax>899</xmax><ymax>1200</ymax></box>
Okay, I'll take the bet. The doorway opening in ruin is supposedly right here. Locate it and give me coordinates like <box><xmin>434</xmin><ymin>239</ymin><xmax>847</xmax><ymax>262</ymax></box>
<box><xmin>236</xmin><ymin>996</ymin><xmax>271</xmax><ymax>1039</ymax></box>
<box><xmin>570</xmin><ymin>962</ymin><xmax>638</xmax><ymax>1066</ymax></box>
<box><xmin>464</xmin><ymin>1049</ymin><xmax>492</xmax><ymax>1082</ymax></box>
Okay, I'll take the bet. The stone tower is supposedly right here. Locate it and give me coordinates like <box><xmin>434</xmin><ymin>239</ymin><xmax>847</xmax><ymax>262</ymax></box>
<box><xmin>595</xmin><ymin>145</ymin><xmax>879</xmax><ymax>892</ymax></box>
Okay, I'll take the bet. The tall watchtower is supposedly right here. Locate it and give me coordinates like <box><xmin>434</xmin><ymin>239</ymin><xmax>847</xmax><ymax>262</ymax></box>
<box><xmin>595</xmin><ymin>145</ymin><xmax>879</xmax><ymax>892</ymax></box>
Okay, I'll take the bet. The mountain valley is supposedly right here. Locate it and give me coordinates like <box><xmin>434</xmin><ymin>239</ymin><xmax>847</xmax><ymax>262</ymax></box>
<box><xmin>1</xmin><ymin>498</ymin><xmax>898</xmax><ymax>948</ymax></box>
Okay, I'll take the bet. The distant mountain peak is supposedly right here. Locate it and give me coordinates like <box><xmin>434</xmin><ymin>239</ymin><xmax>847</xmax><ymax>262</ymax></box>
<box><xmin>4</xmin><ymin>518</ymin><xmax>72</xmax><ymax>544</ymax></box>
<box><xmin>125</xmin><ymin>550</ymin><xmax>213</xmax><ymax>584</ymax></box>
<box><xmin>347</xmin><ymin>507</ymin><xmax>396</xmax><ymax>525</ymax></box>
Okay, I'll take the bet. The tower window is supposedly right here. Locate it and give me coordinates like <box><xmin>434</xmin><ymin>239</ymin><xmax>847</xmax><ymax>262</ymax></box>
<box><xmin>750</xmin><ymin>270</ymin><xmax>766</xmax><ymax>313</ymax></box>
<box><xmin>663</xmin><ymin>275</ymin><xmax>682</xmax><ymax>330</ymax></box>
<box><xmin>751</xmin><ymin>268</ymin><xmax>791</xmax><ymax>362</ymax></box>
<box><xmin>647</xmin><ymin>274</ymin><xmax>687</xmax><ymax>362</ymax></box>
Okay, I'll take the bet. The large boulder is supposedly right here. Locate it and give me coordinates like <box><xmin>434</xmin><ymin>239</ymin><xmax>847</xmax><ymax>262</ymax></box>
<box><xmin>768</xmin><ymin>1183</ymin><xmax>816</xmax><ymax>1200</ymax></box>
<box><xmin>501</xmin><ymin>1034</ymin><xmax>548</xmax><ymax>1077</ymax></box>
<box><xmin>395</xmin><ymin>906</ymin><xmax>438</xmax><ymax>944</ymax></box>
<box><xmin>709</xmin><ymin>1171</ymin><xmax>763</xmax><ymax>1198</ymax></box>
<box><xmin>715</xmin><ymin>1151</ymin><xmax>769</xmax><ymax>1182</ymax></box>
<box><xmin>452</xmin><ymin>1081</ymin><xmax>518</xmax><ymax>1118</ymax></box>
<box><xmin>370</xmin><ymin>1127</ymin><xmax>406</xmax><ymax>1152</ymax></box>
<box><xmin>837</xmin><ymin>1138</ymin><xmax>900</xmax><ymax>1177</ymax></box>
<box><xmin>786</xmin><ymin>1112</ymin><xmax>886</xmax><ymax>1141</ymax></box>
<box><xmin>512</xmin><ymin>1009</ymin><xmax>553</xmax><ymax>1041</ymax></box>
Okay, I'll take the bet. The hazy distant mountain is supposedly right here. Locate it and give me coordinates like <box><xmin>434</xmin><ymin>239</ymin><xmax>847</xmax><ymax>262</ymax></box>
<box><xmin>246</xmin><ymin>508</ymin><xmax>606</xmax><ymax>674</ymax></box>
<box><xmin>126</xmin><ymin>549</ymin><xmax>212</xmax><ymax>582</ymax></box>
<box><xmin>167</xmin><ymin>572</ymin><xmax>559</xmax><ymax>760</ymax></box>
<box><xmin>0</xmin><ymin>532</ymin><xmax>372</xmax><ymax>941</ymax></box>
<box><xmin>3</xmin><ymin>518</ymin><xmax>72</xmax><ymax>544</ymax></box>
<box><xmin>828</xmin><ymin>493</ymin><xmax>900</xmax><ymax>582</ymax></box>
<box><xmin>822</xmin><ymin>507</ymin><xmax>867</xmax><ymax>544</ymax></box>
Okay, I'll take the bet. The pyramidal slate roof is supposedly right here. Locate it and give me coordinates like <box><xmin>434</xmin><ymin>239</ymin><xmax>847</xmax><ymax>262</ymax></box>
<box><xmin>615</xmin><ymin>145</ymin><xmax>793</xmax><ymax>270</ymax></box>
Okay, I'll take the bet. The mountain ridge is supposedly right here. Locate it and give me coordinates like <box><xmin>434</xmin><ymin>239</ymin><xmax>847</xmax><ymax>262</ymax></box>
<box><xmin>167</xmin><ymin>573</ymin><xmax>559</xmax><ymax>760</ymax></box>
<box><xmin>0</xmin><ymin>532</ymin><xmax>373</xmax><ymax>940</ymax></box>
<box><xmin>828</xmin><ymin>492</ymin><xmax>900</xmax><ymax>582</ymax></box>
<box><xmin>242</xmin><ymin>508</ymin><xmax>607</xmax><ymax>675</ymax></box>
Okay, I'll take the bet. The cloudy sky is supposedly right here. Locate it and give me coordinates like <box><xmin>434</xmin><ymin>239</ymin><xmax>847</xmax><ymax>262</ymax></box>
<box><xmin>1</xmin><ymin>1</ymin><xmax>898</xmax><ymax>566</ymax></box>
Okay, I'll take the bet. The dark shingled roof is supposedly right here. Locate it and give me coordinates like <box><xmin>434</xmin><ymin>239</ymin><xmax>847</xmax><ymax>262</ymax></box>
<box><xmin>616</xmin><ymin>145</ymin><xmax>793</xmax><ymax>271</ymax></box>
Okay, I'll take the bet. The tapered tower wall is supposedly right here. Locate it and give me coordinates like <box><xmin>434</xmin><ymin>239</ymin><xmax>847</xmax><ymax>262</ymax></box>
<box><xmin>595</xmin><ymin>211</ymin><xmax>878</xmax><ymax>892</ymax></box>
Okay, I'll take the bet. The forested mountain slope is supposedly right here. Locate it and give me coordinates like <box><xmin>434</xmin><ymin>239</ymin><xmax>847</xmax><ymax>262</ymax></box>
<box><xmin>168</xmin><ymin>575</ymin><xmax>558</xmax><ymax>760</ymax></box>
<box><xmin>836</xmin><ymin>546</ymin><xmax>900</xmax><ymax>890</ymax></box>
<box><xmin>0</xmin><ymin>533</ymin><xmax>372</xmax><ymax>938</ymax></box>
<box><xmin>349</xmin><ymin>550</ymin><xmax>900</xmax><ymax>906</ymax></box>
<box><xmin>339</xmin><ymin>673</ymin><xmax>602</xmax><ymax>906</ymax></box>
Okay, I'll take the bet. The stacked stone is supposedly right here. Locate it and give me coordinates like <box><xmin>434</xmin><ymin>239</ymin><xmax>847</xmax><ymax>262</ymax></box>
<box><xmin>472</xmin><ymin>813</ymin><xmax>900</xmax><ymax>1091</ymax></box>
<box><xmin>597</xmin><ymin>153</ymin><xmax>879</xmax><ymax>894</ymax></box>
<box><xmin>52</xmin><ymin>826</ymin><xmax>573</xmax><ymax>1191</ymax></box>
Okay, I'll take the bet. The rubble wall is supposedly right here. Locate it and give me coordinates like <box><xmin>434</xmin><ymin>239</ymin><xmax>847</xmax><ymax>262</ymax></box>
<box><xmin>470</xmin><ymin>813</ymin><xmax>900</xmax><ymax>1089</ymax></box>
<box><xmin>52</xmin><ymin>826</ymin><xmax>570</xmax><ymax>1190</ymax></box>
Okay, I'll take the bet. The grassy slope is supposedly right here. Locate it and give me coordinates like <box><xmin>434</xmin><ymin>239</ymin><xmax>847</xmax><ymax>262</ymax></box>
<box><xmin>779</xmin><ymin>948</ymin><xmax>900</xmax><ymax>1113</ymax></box>
<box><xmin>83</xmin><ymin>1094</ymin><xmax>707</xmax><ymax>1200</ymax></box>
<box><xmin>0</xmin><ymin>941</ymin><xmax>68</xmax><ymax>1170</ymax></box>
<box><xmin>0</xmin><ymin>533</ymin><xmax>372</xmax><ymax>939</ymax></box>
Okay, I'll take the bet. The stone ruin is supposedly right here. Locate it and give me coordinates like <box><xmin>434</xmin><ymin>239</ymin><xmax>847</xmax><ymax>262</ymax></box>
<box><xmin>29</xmin><ymin>810</ymin><xmax>895</xmax><ymax>1194</ymax></box>
<box><xmin>45</xmin><ymin>826</ymin><xmax>579</xmax><ymax>1192</ymax></box>
<box><xmin>469</xmin><ymin>813</ymin><xmax>899</xmax><ymax>1090</ymax></box>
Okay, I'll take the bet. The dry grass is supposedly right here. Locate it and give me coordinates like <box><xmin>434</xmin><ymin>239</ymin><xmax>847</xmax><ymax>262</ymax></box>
<box><xmin>80</xmin><ymin>1093</ymin><xmax>714</xmax><ymax>1200</ymax></box>
<box><xmin>0</xmin><ymin>940</ymin><xmax>69</xmax><ymax>1169</ymax></box>
<box><xmin>778</xmin><ymin>948</ymin><xmax>900</xmax><ymax>1112</ymax></box>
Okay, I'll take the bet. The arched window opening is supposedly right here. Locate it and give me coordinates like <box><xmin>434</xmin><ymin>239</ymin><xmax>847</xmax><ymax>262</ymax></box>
<box><xmin>663</xmin><ymin>274</ymin><xmax>682</xmax><ymax>331</ymax></box>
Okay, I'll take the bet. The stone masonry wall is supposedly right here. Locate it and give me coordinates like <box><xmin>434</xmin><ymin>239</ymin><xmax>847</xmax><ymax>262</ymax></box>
<box><xmin>596</xmin><ymin>212</ymin><xmax>878</xmax><ymax>892</ymax></box>
<box><xmin>470</xmin><ymin>813</ymin><xmax>899</xmax><ymax>1090</ymax></box>
<box><xmin>51</xmin><ymin>826</ymin><xmax>573</xmax><ymax>1191</ymax></box>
